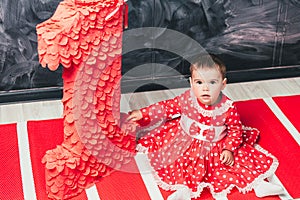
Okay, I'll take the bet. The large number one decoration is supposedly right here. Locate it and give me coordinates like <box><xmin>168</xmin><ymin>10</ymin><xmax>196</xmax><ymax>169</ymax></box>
<box><xmin>36</xmin><ymin>0</ymin><xmax>135</xmax><ymax>199</ymax></box>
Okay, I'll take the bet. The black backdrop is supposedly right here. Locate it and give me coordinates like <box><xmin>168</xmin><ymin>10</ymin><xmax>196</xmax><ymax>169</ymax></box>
<box><xmin>0</xmin><ymin>0</ymin><xmax>300</xmax><ymax>103</ymax></box>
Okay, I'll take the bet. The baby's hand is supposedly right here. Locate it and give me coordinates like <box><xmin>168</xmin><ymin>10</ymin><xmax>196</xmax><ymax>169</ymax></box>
<box><xmin>121</xmin><ymin>120</ymin><xmax>138</xmax><ymax>133</ymax></box>
<box><xmin>121</xmin><ymin>110</ymin><xmax>143</xmax><ymax>133</ymax></box>
<box><xmin>126</xmin><ymin>110</ymin><xmax>143</xmax><ymax>122</ymax></box>
<box><xmin>121</xmin><ymin>110</ymin><xmax>142</xmax><ymax>133</ymax></box>
<box><xmin>220</xmin><ymin>150</ymin><xmax>234</xmax><ymax>166</ymax></box>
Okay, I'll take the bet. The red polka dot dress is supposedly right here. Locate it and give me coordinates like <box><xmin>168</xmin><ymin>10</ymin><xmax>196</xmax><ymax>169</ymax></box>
<box><xmin>136</xmin><ymin>90</ymin><xmax>278</xmax><ymax>199</ymax></box>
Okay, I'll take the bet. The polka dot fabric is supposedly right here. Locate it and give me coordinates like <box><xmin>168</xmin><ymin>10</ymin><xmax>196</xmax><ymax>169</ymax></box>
<box><xmin>136</xmin><ymin>90</ymin><xmax>278</xmax><ymax>199</ymax></box>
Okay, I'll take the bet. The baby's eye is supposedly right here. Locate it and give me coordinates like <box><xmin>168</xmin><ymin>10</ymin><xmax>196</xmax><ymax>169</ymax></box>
<box><xmin>196</xmin><ymin>81</ymin><xmax>203</xmax><ymax>85</ymax></box>
<box><xmin>210</xmin><ymin>80</ymin><xmax>217</xmax><ymax>84</ymax></box>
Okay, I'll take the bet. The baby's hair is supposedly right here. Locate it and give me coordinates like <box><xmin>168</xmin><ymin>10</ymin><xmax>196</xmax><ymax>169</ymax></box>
<box><xmin>189</xmin><ymin>54</ymin><xmax>226</xmax><ymax>79</ymax></box>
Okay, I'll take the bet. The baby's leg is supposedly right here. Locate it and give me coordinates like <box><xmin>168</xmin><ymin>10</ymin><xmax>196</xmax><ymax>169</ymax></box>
<box><xmin>254</xmin><ymin>180</ymin><xmax>284</xmax><ymax>197</ymax></box>
<box><xmin>214</xmin><ymin>196</ymin><xmax>228</xmax><ymax>200</ymax></box>
<box><xmin>167</xmin><ymin>186</ymin><xmax>191</xmax><ymax>200</ymax></box>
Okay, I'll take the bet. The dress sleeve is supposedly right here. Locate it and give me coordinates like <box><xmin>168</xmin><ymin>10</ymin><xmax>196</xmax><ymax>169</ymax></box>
<box><xmin>222</xmin><ymin>103</ymin><xmax>243</xmax><ymax>153</ymax></box>
<box><xmin>137</xmin><ymin>95</ymin><xmax>182</xmax><ymax>126</ymax></box>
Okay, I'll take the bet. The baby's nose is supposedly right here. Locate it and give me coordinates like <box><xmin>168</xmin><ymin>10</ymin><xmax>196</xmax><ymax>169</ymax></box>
<box><xmin>202</xmin><ymin>83</ymin><xmax>209</xmax><ymax>90</ymax></box>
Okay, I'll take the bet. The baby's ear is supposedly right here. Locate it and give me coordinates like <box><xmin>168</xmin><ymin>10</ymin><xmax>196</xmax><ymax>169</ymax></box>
<box><xmin>222</xmin><ymin>78</ymin><xmax>227</xmax><ymax>89</ymax></box>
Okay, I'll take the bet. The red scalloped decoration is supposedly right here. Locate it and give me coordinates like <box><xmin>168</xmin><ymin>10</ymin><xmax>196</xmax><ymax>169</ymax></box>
<box><xmin>37</xmin><ymin>0</ymin><xmax>136</xmax><ymax>199</ymax></box>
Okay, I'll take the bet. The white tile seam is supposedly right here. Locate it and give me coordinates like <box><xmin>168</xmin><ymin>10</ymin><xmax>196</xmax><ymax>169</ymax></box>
<box><xmin>16</xmin><ymin>122</ymin><xmax>37</xmax><ymax>200</ymax></box>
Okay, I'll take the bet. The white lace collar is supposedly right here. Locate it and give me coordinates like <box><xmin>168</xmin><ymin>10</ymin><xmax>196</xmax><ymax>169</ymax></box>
<box><xmin>189</xmin><ymin>90</ymin><xmax>233</xmax><ymax>117</ymax></box>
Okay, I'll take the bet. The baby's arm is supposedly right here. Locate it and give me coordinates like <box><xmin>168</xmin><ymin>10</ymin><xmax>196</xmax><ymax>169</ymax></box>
<box><xmin>220</xmin><ymin>103</ymin><xmax>243</xmax><ymax>166</ymax></box>
<box><xmin>223</xmin><ymin>104</ymin><xmax>243</xmax><ymax>152</ymax></box>
<box><xmin>128</xmin><ymin>95</ymin><xmax>182</xmax><ymax>126</ymax></box>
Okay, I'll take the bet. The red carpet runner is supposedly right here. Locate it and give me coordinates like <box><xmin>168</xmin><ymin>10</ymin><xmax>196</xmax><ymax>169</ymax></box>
<box><xmin>0</xmin><ymin>123</ymin><xmax>24</xmax><ymax>200</ymax></box>
<box><xmin>235</xmin><ymin>98</ymin><xmax>300</xmax><ymax>199</ymax></box>
<box><xmin>272</xmin><ymin>95</ymin><xmax>300</xmax><ymax>132</ymax></box>
<box><xmin>0</xmin><ymin>96</ymin><xmax>299</xmax><ymax>200</ymax></box>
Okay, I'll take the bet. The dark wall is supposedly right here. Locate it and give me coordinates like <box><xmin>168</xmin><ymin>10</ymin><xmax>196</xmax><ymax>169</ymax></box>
<box><xmin>0</xmin><ymin>0</ymin><xmax>62</xmax><ymax>91</ymax></box>
<box><xmin>122</xmin><ymin>0</ymin><xmax>300</xmax><ymax>92</ymax></box>
<box><xmin>0</xmin><ymin>0</ymin><xmax>300</xmax><ymax>102</ymax></box>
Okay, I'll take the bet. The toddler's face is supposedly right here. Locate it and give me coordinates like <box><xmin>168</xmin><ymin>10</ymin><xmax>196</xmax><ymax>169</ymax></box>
<box><xmin>190</xmin><ymin>67</ymin><xmax>226</xmax><ymax>105</ymax></box>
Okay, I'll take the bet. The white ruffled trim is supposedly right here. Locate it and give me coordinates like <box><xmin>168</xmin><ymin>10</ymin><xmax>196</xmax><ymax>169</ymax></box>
<box><xmin>190</xmin><ymin>90</ymin><xmax>234</xmax><ymax>117</ymax></box>
<box><xmin>136</xmin><ymin>143</ymin><xmax>149</xmax><ymax>153</ymax></box>
<box><xmin>136</xmin><ymin>144</ymin><xmax>279</xmax><ymax>199</ymax></box>
<box><xmin>140</xmin><ymin>118</ymin><xmax>165</xmax><ymax>132</ymax></box>
<box><xmin>242</xmin><ymin>125</ymin><xmax>259</xmax><ymax>132</ymax></box>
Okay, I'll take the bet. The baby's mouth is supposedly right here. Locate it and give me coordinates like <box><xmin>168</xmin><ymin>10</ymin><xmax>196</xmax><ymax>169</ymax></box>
<box><xmin>201</xmin><ymin>94</ymin><xmax>211</xmax><ymax>100</ymax></box>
